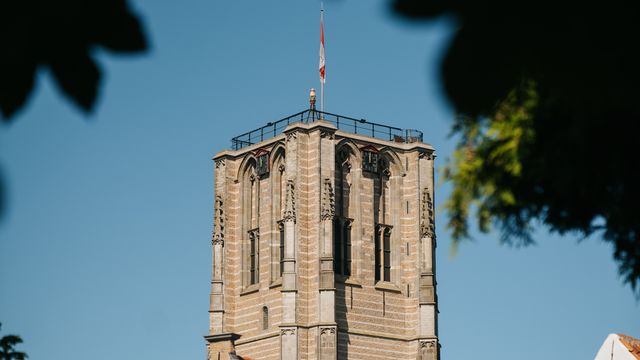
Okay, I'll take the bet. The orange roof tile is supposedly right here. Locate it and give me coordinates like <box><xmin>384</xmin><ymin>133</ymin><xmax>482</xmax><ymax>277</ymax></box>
<box><xmin>618</xmin><ymin>334</ymin><xmax>640</xmax><ymax>360</ymax></box>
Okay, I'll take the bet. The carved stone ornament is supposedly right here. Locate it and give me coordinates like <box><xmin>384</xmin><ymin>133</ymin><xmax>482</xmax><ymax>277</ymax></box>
<box><xmin>286</xmin><ymin>131</ymin><xmax>297</xmax><ymax>142</ymax></box>
<box><xmin>420</xmin><ymin>187</ymin><xmax>435</xmax><ymax>239</ymax></box>
<box><xmin>278</xmin><ymin>163</ymin><xmax>286</xmax><ymax>173</ymax></box>
<box><xmin>320</xmin><ymin>130</ymin><xmax>335</xmax><ymax>140</ymax></box>
<box><xmin>345</xmin><ymin>218</ymin><xmax>354</xmax><ymax>229</ymax></box>
<box><xmin>338</xmin><ymin>149</ymin><xmax>352</xmax><ymax>171</ymax></box>
<box><xmin>321</xmin><ymin>178</ymin><xmax>335</xmax><ymax>221</ymax></box>
<box><xmin>283</xmin><ymin>179</ymin><xmax>296</xmax><ymax>223</ymax></box>
<box><xmin>320</xmin><ymin>327</ymin><xmax>336</xmax><ymax>348</ymax></box>
<box><xmin>380</xmin><ymin>158</ymin><xmax>390</xmax><ymax>175</ymax></box>
<box><xmin>419</xmin><ymin>340</ymin><xmax>436</xmax><ymax>349</ymax></box>
<box><xmin>212</xmin><ymin>195</ymin><xmax>225</xmax><ymax>246</ymax></box>
<box><xmin>320</xmin><ymin>327</ymin><xmax>336</xmax><ymax>335</ymax></box>
<box><xmin>342</xmin><ymin>160</ymin><xmax>352</xmax><ymax>172</ymax></box>
<box><xmin>280</xmin><ymin>328</ymin><xmax>296</xmax><ymax>336</ymax></box>
<box><xmin>215</xmin><ymin>158</ymin><xmax>226</xmax><ymax>169</ymax></box>
<box><xmin>418</xmin><ymin>151</ymin><xmax>434</xmax><ymax>160</ymax></box>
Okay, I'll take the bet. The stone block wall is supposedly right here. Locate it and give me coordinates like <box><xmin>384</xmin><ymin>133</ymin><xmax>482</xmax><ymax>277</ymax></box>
<box><xmin>207</xmin><ymin>120</ymin><xmax>438</xmax><ymax>360</ymax></box>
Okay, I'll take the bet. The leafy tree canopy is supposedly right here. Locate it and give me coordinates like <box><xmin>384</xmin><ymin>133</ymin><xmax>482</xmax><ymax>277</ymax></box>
<box><xmin>0</xmin><ymin>0</ymin><xmax>147</xmax><ymax>120</ymax></box>
<box><xmin>0</xmin><ymin>322</ymin><xmax>27</xmax><ymax>360</ymax></box>
<box><xmin>393</xmin><ymin>1</ymin><xmax>640</xmax><ymax>295</ymax></box>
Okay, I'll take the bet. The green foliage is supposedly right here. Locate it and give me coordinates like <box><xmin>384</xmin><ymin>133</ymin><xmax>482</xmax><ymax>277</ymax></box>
<box><xmin>443</xmin><ymin>80</ymin><xmax>537</xmax><ymax>251</ymax></box>
<box><xmin>394</xmin><ymin>0</ymin><xmax>640</xmax><ymax>297</ymax></box>
<box><xmin>0</xmin><ymin>323</ymin><xmax>28</xmax><ymax>360</ymax></box>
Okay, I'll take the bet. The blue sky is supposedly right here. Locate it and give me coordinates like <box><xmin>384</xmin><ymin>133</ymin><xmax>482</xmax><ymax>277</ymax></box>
<box><xmin>0</xmin><ymin>1</ymin><xmax>637</xmax><ymax>359</ymax></box>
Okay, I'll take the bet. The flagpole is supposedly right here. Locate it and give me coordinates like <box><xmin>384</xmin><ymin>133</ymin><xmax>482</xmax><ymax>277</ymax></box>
<box><xmin>321</xmin><ymin>80</ymin><xmax>324</xmax><ymax>114</ymax></box>
<box><xmin>320</xmin><ymin>2</ymin><xmax>324</xmax><ymax>113</ymax></box>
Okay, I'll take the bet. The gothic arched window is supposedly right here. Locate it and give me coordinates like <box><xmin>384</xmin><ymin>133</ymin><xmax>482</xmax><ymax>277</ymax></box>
<box><xmin>374</xmin><ymin>153</ymin><xmax>395</xmax><ymax>284</ymax></box>
<box><xmin>334</xmin><ymin>147</ymin><xmax>355</xmax><ymax>276</ymax></box>
<box><xmin>241</xmin><ymin>159</ymin><xmax>260</xmax><ymax>287</ymax></box>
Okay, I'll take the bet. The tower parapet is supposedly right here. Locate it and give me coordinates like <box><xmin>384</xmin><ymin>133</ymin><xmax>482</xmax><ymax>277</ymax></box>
<box><xmin>229</xmin><ymin>109</ymin><xmax>424</xmax><ymax>150</ymax></box>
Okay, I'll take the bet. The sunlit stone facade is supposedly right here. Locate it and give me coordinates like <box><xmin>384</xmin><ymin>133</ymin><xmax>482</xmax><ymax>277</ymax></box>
<box><xmin>206</xmin><ymin>116</ymin><xmax>439</xmax><ymax>360</ymax></box>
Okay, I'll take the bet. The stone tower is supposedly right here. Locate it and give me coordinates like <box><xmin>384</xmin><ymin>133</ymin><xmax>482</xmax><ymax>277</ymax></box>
<box><xmin>206</xmin><ymin>106</ymin><xmax>439</xmax><ymax>360</ymax></box>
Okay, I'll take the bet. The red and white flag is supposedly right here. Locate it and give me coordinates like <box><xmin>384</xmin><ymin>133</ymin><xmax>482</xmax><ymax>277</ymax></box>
<box><xmin>319</xmin><ymin>12</ymin><xmax>326</xmax><ymax>84</ymax></box>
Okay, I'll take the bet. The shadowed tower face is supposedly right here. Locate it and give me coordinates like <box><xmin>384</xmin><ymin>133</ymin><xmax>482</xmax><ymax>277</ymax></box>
<box><xmin>206</xmin><ymin>108</ymin><xmax>439</xmax><ymax>360</ymax></box>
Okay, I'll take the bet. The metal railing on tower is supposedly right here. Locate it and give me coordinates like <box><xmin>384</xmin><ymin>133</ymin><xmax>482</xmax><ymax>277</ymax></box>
<box><xmin>230</xmin><ymin>109</ymin><xmax>423</xmax><ymax>151</ymax></box>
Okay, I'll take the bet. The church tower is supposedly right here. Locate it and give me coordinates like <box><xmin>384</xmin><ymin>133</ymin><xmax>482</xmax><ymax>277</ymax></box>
<box><xmin>206</xmin><ymin>99</ymin><xmax>439</xmax><ymax>360</ymax></box>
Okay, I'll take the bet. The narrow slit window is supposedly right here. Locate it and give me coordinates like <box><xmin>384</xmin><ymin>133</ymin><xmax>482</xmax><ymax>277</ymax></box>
<box><xmin>375</xmin><ymin>228</ymin><xmax>381</xmax><ymax>283</ymax></box>
<box><xmin>262</xmin><ymin>306</ymin><xmax>269</xmax><ymax>330</ymax></box>
<box><xmin>383</xmin><ymin>228</ymin><xmax>391</xmax><ymax>282</ymax></box>
<box><xmin>279</xmin><ymin>223</ymin><xmax>285</xmax><ymax>277</ymax></box>
<box><xmin>249</xmin><ymin>231</ymin><xmax>258</xmax><ymax>285</ymax></box>
<box><xmin>343</xmin><ymin>221</ymin><xmax>351</xmax><ymax>276</ymax></box>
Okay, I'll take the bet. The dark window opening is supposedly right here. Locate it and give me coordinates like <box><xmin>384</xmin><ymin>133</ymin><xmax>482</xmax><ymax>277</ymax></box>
<box><xmin>343</xmin><ymin>221</ymin><xmax>351</xmax><ymax>277</ymax></box>
<box><xmin>262</xmin><ymin>306</ymin><xmax>269</xmax><ymax>330</ymax></box>
<box><xmin>333</xmin><ymin>218</ymin><xmax>352</xmax><ymax>276</ymax></box>
<box><xmin>362</xmin><ymin>150</ymin><xmax>379</xmax><ymax>173</ymax></box>
<box><xmin>249</xmin><ymin>231</ymin><xmax>258</xmax><ymax>285</ymax></box>
<box><xmin>383</xmin><ymin>228</ymin><xmax>391</xmax><ymax>282</ymax></box>
<box><xmin>256</xmin><ymin>153</ymin><xmax>269</xmax><ymax>177</ymax></box>
<box><xmin>375</xmin><ymin>225</ymin><xmax>392</xmax><ymax>283</ymax></box>
<box><xmin>279</xmin><ymin>224</ymin><xmax>285</xmax><ymax>276</ymax></box>
<box><xmin>375</xmin><ymin>228</ymin><xmax>381</xmax><ymax>282</ymax></box>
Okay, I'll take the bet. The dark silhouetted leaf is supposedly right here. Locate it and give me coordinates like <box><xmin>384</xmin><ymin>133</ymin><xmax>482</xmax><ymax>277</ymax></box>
<box><xmin>49</xmin><ymin>51</ymin><xmax>100</xmax><ymax>113</ymax></box>
<box><xmin>0</xmin><ymin>0</ymin><xmax>148</xmax><ymax>121</ymax></box>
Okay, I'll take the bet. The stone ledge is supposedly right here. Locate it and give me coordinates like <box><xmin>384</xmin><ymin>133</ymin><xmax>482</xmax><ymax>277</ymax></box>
<box><xmin>269</xmin><ymin>279</ymin><xmax>282</xmax><ymax>289</ymax></box>
<box><xmin>419</xmin><ymin>301</ymin><xmax>437</xmax><ymax>306</ymax></box>
<box><xmin>204</xmin><ymin>332</ymin><xmax>240</xmax><ymax>343</ymax></box>
<box><xmin>375</xmin><ymin>281</ymin><xmax>402</xmax><ymax>293</ymax></box>
<box><xmin>233</xmin><ymin>331</ymin><xmax>279</xmax><ymax>346</ymax></box>
<box><xmin>240</xmin><ymin>284</ymin><xmax>260</xmax><ymax>296</ymax></box>
<box><xmin>339</xmin><ymin>277</ymin><xmax>363</xmax><ymax>288</ymax></box>
<box><xmin>338</xmin><ymin>328</ymin><xmax>438</xmax><ymax>343</ymax></box>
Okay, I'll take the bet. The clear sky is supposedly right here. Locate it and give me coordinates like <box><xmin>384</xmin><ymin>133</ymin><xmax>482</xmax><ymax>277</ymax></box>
<box><xmin>0</xmin><ymin>1</ymin><xmax>637</xmax><ymax>359</ymax></box>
